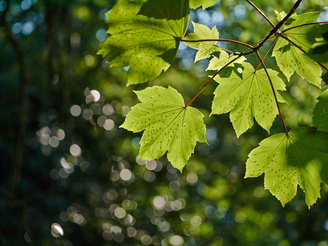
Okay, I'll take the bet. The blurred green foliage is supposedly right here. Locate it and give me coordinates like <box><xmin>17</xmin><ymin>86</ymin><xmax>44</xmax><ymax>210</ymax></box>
<box><xmin>1</xmin><ymin>0</ymin><xmax>328</xmax><ymax>245</ymax></box>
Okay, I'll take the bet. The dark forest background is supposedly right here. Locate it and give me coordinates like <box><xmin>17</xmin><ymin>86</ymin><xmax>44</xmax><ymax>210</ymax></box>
<box><xmin>1</xmin><ymin>0</ymin><xmax>328</xmax><ymax>245</ymax></box>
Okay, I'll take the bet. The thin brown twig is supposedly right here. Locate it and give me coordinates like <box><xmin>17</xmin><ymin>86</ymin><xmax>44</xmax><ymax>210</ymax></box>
<box><xmin>240</xmin><ymin>0</ymin><xmax>302</xmax><ymax>56</ymax></box>
<box><xmin>255</xmin><ymin>36</ymin><xmax>279</xmax><ymax>71</ymax></box>
<box><xmin>245</xmin><ymin>0</ymin><xmax>276</xmax><ymax>28</ymax></box>
<box><xmin>256</xmin><ymin>52</ymin><xmax>289</xmax><ymax>135</ymax></box>
<box><xmin>182</xmin><ymin>38</ymin><xmax>254</xmax><ymax>49</ymax></box>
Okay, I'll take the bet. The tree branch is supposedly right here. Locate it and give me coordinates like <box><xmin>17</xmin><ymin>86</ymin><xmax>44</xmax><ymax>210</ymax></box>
<box><xmin>240</xmin><ymin>0</ymin><xmax>302</xmax><ymax>56</ymax></box>
<box><xmin>1</xmin><ymin>0</ymin><xmax>30</xmax><ymax>193</ymax></box>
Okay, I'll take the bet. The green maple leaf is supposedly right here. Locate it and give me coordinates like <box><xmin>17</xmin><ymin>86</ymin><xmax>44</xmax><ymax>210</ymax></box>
<box><xmin>211</xmin><ymin>62</ymin><xmax>286</xmax><ymax>137</ymax></box>
<box><xmin>121</xmin><ymin>86</ymin><xmax>206</xmax><ymax>171</ymax></box>
<box><xmin>272</xmin><ymin>12</ymin><xmax>323</xmax><ymax>87</ymax></box>
<box><xmin>206</xmin><ymin>51</ymin><xmax>246</xmax><ymax>71</ymax></box>
<box><xmin>183</xmin><ymin>22</ymin><xmax>221</xmax><ymax>62</ymax></box>
<box><xmin>97</xmin><ymin>0</ymin><xmax>189</xmax><ymax>85</ymax></box>
<box><xmin>245</xmin><ymin>127</ymin><xmax>328</xmax><ymax>207</ymax></box>
<box><xmin>313</xmin><ymin>89</ymin><xmax>328</xmax><ymax>132</ymax></box>
<box><xmin>189</xmin><ymin>0</ymin><xmax>217</xmax><ymax>9</ymax></box>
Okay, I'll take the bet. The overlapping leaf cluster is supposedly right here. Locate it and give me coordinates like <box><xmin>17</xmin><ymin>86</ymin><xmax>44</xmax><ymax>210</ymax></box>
<box><xmin>99</xmin><ymin>0</ymin><xmax>328</xmax><ymax>207</ymax></box>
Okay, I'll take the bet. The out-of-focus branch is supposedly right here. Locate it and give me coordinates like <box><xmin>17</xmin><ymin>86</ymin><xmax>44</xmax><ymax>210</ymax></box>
<box><xmin>1</xmin><ymin>2</ymin><xmax>30</xmax><ymax>193</ymax></box>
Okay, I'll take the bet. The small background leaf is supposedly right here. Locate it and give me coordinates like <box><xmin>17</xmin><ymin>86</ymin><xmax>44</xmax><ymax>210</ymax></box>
<box><xmin>183</xmin><ymin>22</ymin><xmax>221</xmax><ymax>62</ymax></box>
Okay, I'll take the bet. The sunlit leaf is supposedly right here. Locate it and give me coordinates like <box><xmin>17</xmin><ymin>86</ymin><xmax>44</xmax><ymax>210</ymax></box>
<box><xmin>97</xmin><ymin>0</ymin><xmax>189</xmax><ymax>85</ymax></box>
<box><xmin>211</xmin><ymin>62</ymin><xmax>286</xmax><ymax>137</ymax></box>
<box><xmin>313</xmin><ymin>89</ymin><xmax>328</xmax><ymax>132</ymax></box>
<box><xmin>245</xmin><ymin>127</ymin><xmax>328</xmax><ymax>208</ymax></box>
<box><xmin>121</xmin><ymin>86</ymin><xmax>206</xmax><ymax>171</ymax></box>
<box><xmin>207</xmin><ymin>51</ymin><xmax>246</xmax><ymax>71</ymax></box>
<box><xmin>183</xmin><ymin>22</ymin><xmax>221</xmax><ymax>62</ymax></box>
<box><xmin>189</xmin><ymin>0</ymin><xmax>217</xmax><ymax>9</ymax></box>
<box><xmin>273</xmin><ymin>12</ymin><xmax>323</xmax><ymax>87</ymax></box>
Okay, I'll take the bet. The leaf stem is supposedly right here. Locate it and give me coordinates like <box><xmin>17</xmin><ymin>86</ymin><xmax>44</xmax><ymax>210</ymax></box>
<box><xmin>256</xmin><ymin>52</ymin><xmax>289</xmax><ymax>135</ymax></box>
<box><xmin>182</xmin><ymin>38</ymin><xmax>254</xmax><ymax>49</ymax></box>
<box><xmin>245</xmin><ymin>0</ymin><xmax>276</xmax><ymax>28</ymax></box>
<box><xmin>185</xmin><ymin>56</ymin><xmax>241</xmax><ymax>107</ymax></box>
<box><xmin>255</xmin><ymin>36</ymin><xmax>279</xmax><ymax>71</ymax></box>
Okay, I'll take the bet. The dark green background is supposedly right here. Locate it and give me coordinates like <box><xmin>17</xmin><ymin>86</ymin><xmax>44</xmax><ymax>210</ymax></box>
<box><xmin>1</xmin><ymin>0</ymin><xmax>328</xmax><ymax>245</ymax></box>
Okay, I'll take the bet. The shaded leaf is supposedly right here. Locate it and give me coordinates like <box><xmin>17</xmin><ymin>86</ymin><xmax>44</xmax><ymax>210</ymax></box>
<box><xmin>121</xmin><ymin>86</ymin><xmax>206</xmax><ymax>171</ymax></box>
<box><xmin>273</xmin><ymin>12</ymin><xmax>323</xmax><ymax>87</ymax></box>
<box><xmin>245</xmin><ymin>127</ymin><xmax>328</xmax><ymax>208</ymax></box>
<box><xmin>183</xmin><ymin>22</ymin><xmax>221</xmax><ymax>62</ymax></box>
<box><xmin>211</xmin><ymin>62</ymin><xmax>286</xmax><ymax>137</ymax></box>
<box><xmin>98</xmin><ymin>0</ymin><xmax>189</xmax><ymax>85</ymax></box>
<box><xmin>313</xmin><ymin>89</ymin><xmax>328</xmax><ymax>132</ymax></box>
<box><xmin>306</xmin><ymin>24</ymin><xmax>328</xmax><ymax>66</ymax></box>
<box><xmin>138</xmin><ymin>0</ymin><xmax>189</xmax><ymax>20</ymax></box>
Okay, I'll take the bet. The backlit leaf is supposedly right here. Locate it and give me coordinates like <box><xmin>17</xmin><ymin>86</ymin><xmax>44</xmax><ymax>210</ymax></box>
<box><xmin>313</xmin><ymin>89</ymin><xmax>328</xmax><ymax>132</ymax></box>
<box><xmin>272</xmin><ymin>12</ymin><xmax>323</xmax><ymax>87</ymax></box>
<box><xmin>245</xmin><ymin>127</ymin><xmax>328</xmax><ymax>207</ymax></box>
<box><xmin>189</xmin><ymin>0</ymin><xmax>217</xmax><ymax>9</ymax></box>
<box><xmin>207</xmin><ymin>51</ymin><xmax>246</xmax><ymax>71</ymax></box>
<box><xmin>97</xmin><ymin>0</ymin><xmax>189</xmax><ymax>85</ymax></box>
<box><xmin>211</xmin><ymin>62</ymin><xmax>286</xmax><ymax>137</ymax></box>
<box><xmin>121</xmin><ymin>86</ymin><xmax>206</xmax><ymax>171</ymax></box>
<box><xmin>183</xmin><ymin>22</ymin><xmax>221</xmax><ymax>62</ymax></box>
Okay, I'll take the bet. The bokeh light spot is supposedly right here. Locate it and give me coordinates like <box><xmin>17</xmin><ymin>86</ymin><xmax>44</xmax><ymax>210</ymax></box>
<box><xmin>141</xmin><ymin>235</ymin><xmax>152</xmax><ymax>245</ymax></box>
<box><xmin>96</xmin><ymin>28</ymin><xmax>107</xmax><ymax>41</ymax></box>
<box><xmin>190</xmin><ymin>215</ymin><xmax>202</xmax><ymax>226</ymax></box>
<box><xmin>104</xmin><ymin>119</ymin><xmax>114</xmax><ymax>130</ymax></box>
<box><xmin>102</xmin><ymin>103</ymin><xmax>114</xmax><ymax>116</ymax></box>
<box><xmin>186</xmin><ymin>172</ymin><xmax>198</xmax><ymax>185</ymax></box>
<box><xmin>70</xmin><ymin>144</ymin><xmax>82</xmax><ymax>157</ymax></box>
<box><xmin>120</xmin><ymin>169</ymin><xmax>132</xmax><ymax>181</ymax></box>
<box><xmin>170</xmin><ymin>235</ymin><xmax>184</xmax><ymax>246</ymax></box>
<box><xmin>51</xmin><ymin>223</ymin><xmax>64</xmax><ymax>237</ymax></box>
<box><xmin>22</xmin><ymin>22</ymin><xmax>34</xmax><ymax>35</ymax></box>
<box><xmin>153</xmin><ymin>196</ymin><xmax>165</xmax><ymax>210</ymax></box>
<box><xmin>70</xmin><ymin>105</ymin><xmax>81</xmax><ymax>117</ymax></box>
